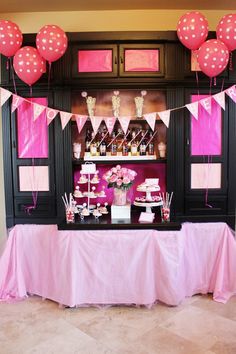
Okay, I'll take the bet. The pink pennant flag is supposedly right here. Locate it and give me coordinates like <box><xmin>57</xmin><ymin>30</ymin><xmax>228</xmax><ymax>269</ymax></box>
<box><xmin>0</xmin><ymin>88</ymin><xmax>12</xmax><ymax>107</ymax></box>
<box><xmin>200</xmin><ymin>97</ymin><xmax>212</xmax><ymax>115</ymax></box>
<box><xmin>118</xmin><ymin>116</ymin><xmax>131</xmax><ymax>134</ymax></box>
<box><xmin>185</xmin><ymin>102</ymin><xmax>199</xmax><ymax>120</ymax></box>
<box><xmin>60</xmin><ymin>111</ymin><xmax>73</xmax><ymax>130</ymax></box>
<box><xmin>75</xmin><ymin>114</ymin><xmax>87</xmax><ymax>133</ymax></box>
<box><xmin>226</xmin><ymin>85</ymin><xmax>236</xmax><ymax>103</ymax></box>
<box><xmin>213</xmin><ymin>91</ymin><xmax>225</xmax><ymax>110</ymax></box>
<box><xmin>104</xmin><ymin>116</ymin><xmax>116</xmax><ymax>134</ymax></box>
<box><xmin>11</xmin><ymin>94</ymin><xmax>24</xmax><ymax>113</ymax></box>
<box><xmin>144</xmin><ymin>112</ymin><xmax>156</xmax><ymax>131</ymax></box>
<box><xmin>46</xmin><ymin>108</ymin><xmax>59</xmax><ymax>125</ymax></box>
<box><xmin>33</xmin><ymin>102</ymin><xmax>46</xmax><ymax>121</ymax></box>
<box><xmin>158</xmin><ymin>110</ymin><xmax>171</xmax><ymax>128</ymax></box>
<box><xmin>90</xmin><ymin>116</ymin><xmax>103</xmax><ymax>135</ymax></box>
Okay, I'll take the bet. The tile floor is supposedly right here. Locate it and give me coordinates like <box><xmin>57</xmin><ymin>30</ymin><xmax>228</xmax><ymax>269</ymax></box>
<box><xmin>1</xmin><ymin>294</ymin><xmax>236</xmax><ymax>354</ymax></box>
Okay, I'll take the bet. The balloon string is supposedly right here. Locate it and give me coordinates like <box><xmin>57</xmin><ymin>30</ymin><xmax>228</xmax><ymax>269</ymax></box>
<box><xmin>6</xmin><ymin>58</ymin><xmax>9</xmax><ymax>70</ymax></box>
<box><xmin>195</xmin><ymin>71</ymin><xmax>200</xmax><ymax>98</ymax></box>
<box><xmin>221</xmin><ymin>77</ymin><xmax>225</xmax><ymax>92</ymax></box>
<box><xmin>205</xmin><ymin>155</ymin><xmax>213</xmax><ymax>208</ymax></box>
<box><xmin>214</xmin><ymin>77</ymin><xmax>216</xmax><ymax>86</ymax></box>
<box><xmin>229</xmin><ymin>52</ymin><xmax>233</xmax><ymax>71</ymax></box>
<box><xmin>30</xmin><ymin>85</ymin><xmax>32</xmax><ymax>97</ymax></box>
<box><xmin>47</xmin><ymin>62</ymin><xmax>51</xmax><ymax>102</ymax></box>
<box><xmin>209</xmin><ymin>78</ymin><xmax>212</xmax><ymax>95</ymax></box>
<box><xmin>10</xmin><ymin>57</ymin><xmax>17</xmax><ymax>95</ymax></box>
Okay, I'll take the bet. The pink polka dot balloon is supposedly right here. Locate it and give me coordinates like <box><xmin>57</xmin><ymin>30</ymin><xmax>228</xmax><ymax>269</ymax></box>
<box><xmin>13</xmin><ymin>46</ymin><xmax>46</xmax><ymax>86</ymax></box>
<box><xmin>0</xmin><ymin>20</ymin><xmax>23</xmax><ymax>57</ymax></box>
<box><xmin>177</xmin><ymin>11</ymin><xmax>209</xmax><ymax>51</ymax></box>
<box><xmin>216</xmin><ymin>14</ymin><xmax>236</xmax><ymax>52</ymax></box>
<box><xmin>197</xmin><ymin>39</ymin><xmax>229</xmax><ymax>78</ymax></box>
<box><xmin>36</xmin><ymin>25</ymin><xmax>68</xmax><ymax>63</ymax></box>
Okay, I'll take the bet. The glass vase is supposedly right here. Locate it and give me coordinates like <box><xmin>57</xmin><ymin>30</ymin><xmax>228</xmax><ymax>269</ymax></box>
<box><xmin>113</xmin><ymin>188</ymin><xmax>127</xmax><ymax>206</ymax></box>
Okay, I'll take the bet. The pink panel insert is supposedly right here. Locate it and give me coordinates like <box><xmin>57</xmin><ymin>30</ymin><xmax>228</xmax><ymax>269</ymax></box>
<box><xmin>191</xmin><ymin>95</ymin><xmax>222</xmax><ymax>156</ymax></box>
<box><xmin>17</xmin><ymin>97</ymin><xmax>48</xmax><ymax>158</ymax></box>
<box><xmin>78</xmin><ymin>50</ymin><xmax>113</xmax><ymax>72</ymax></box>
<box><xmin>19</xmin><ymin>166</ymin><xmax>49</xmax><ymax>191</ymax></box>
<box><xmin>191</xmin><ymin>163</ymin><xmax>221</xmax><ymax>189</ymax></box>
<box><xmin>124</xmin><ymin>49</ymin><xmax>159</xmax><ymax>72</ymax></box>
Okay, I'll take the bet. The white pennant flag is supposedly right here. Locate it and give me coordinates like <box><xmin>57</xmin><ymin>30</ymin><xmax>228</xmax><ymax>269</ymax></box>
<box><xmin>90</xmin><ymin>116</ymin><xmax>103</xmax><ymax>135</ymax></box>
<box><xmin>158</xmin><ymin>110</ymin><xmax>171</xmax><ymax>128</ymax></box>
<box><xmin>0</xmin><ymin>88</ymin><xmax>12</xmax><ymax>107</ymax></box>
<box><xmin>46</xmin><ymin>108</ymin><xmax>59</xmax><ymax>125</ymax></box>
<box><xmin>75</xmin><ymin>114</ymin><xmax>87</xmax><ymax>133</ymax></box>
<box><xmin>11</xmin><ymin>94</ymin><xmax>24</xmax><ymax>113</ymax></box>
<box><xmin>213</xmin><ymin>91</ymin><xmax>225</xmax><ymax>110</ymax></box>
<box><xmin>185</xmin><ymin>102</ymin><xmax>199</xmax><ymax>120</ymax></box>
<box><xmin>200</xmin><ymin>97</ymin><xmax>212</xmax><ymax>115</ymax></box>
<box><xmin>225</xmin><ymin>85</ymin><xmax>236</xmax><ymax>103</ymax></box>
<box><xmin>104</xmin><ymin>116</ymin><xmax>116</xmax><ymax>135</ymax></box>
<box><xmin>60</xmin><ymin>111</ymin><xmax>72</xmax><ymax>130</ymax></box>
<box><xmin>33</xmin><ymin>103</ymin><xmax>46</xmax><ymax>121</ymax></box>
<box><xmin>144</xmin><ymin>112</ymin><xmax>156</xmax><ymax>131</ymax></box>
<box><xmin>118</xmin><ymin>116</ymin><xmax>131</xmax><ymax>134</ymax></box>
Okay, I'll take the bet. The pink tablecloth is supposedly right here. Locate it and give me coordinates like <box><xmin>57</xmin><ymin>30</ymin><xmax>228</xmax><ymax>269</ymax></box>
<box><xmin>0</xmin><ymin>223</ymin><xmax>235</xmax><ymax>307</ymax></box>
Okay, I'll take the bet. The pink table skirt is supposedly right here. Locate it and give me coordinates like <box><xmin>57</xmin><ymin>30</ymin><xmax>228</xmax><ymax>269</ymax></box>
<box><xmin>0</xmin><ymin>223</ymin><xmax>236</xmax><ymax>307</ymax></box>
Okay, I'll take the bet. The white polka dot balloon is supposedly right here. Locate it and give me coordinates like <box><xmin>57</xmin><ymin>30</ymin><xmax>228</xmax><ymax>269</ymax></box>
<box><xmin>177</xmin><ymin>11</ymin><xmax>209</xmax><ymax>50</ymax></box>
<box><xmin>13</xmin><ymin>46</ymin><xmax>46</xmax><ymax>86</ymax></box>
<box><xmin>0</xmin><ymin>20</ymin><xmax>22</xmax><ymax>57</ymax></box>
<box><xmin>197</xmin><ymin>39</ymin><xmax>229</xmax><ymax>78</ymax></box>
<box><xmin>36</xmin><ymin>25</ymin><xmax>68</xmax><ymax>63</ymax></box>
<box><xmin>216</xmin><ymin>14</ymin><xmax>236</xmax><ymax>52</ymax></box>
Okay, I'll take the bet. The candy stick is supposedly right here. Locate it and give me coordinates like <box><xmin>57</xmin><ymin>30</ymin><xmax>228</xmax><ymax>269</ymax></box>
<box><xmin>137</xmin><ymin>130</ymin><xmax>149</xmax><ymax>148</ymax></box>
<box><xmin>118</xmin><ymin>130</ymin><xmax>131</xmax><ymax>149</ymax></box>
<box><xmin>128</xmin><ymin>129</ymin><xmax>142</xmax><ymax>146</ymax></box>
<box><xmin>62</xmin><ymin>196</ymin><xmax>68</xmax><ymax>209</ymax></box>
<box><xmin>107</xmin><ymin>131</ymin><xmax>122</xmax><ymax>148</ymax></box>
<box><xmin>64</xmin><ymin>193</ymin><xmax>69</xmax><ymax>207</ymax></box>
<box><xmin>146</xmin><ymin>130</ymin><xmax>158</xmax><ymax>148</ymax></box>
<box><xmin>97</xmin><ymin>131</ymin><xmax>109</xmax><ymax>147</ymax></box>
<box><xmin>168</xmin><ymin>192</ymin><xmax>173</xmax><ymax>208</ymax></box>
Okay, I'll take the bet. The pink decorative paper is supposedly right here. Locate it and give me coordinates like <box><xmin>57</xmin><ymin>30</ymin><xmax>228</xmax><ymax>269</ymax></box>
<box><xmin>46</xmin><ymin>108</ymin><xmax>59</xmax><ymax>126</ymax></box>
<box><xmin>124</xmin><ymin>49</ymin><xmax>159</xmax><ymax>72</ymax></box>
<box><xmin>60</xmin><ymin>111</ymin><xmax>72</xmax><ymax>130</ymax></box>
<box><xmin>191</xmin><ymin>95</ymin><xmax>222</xmax><ymax>156</ymax></box>
<box><xmin>19</xmin><ymin>166</ymin><xmax>49</xmax><ymax>191</ymax></box>
<box><xmin>191</xmin><ymin>163</ymin><xmax>221</xmax><ymax>189</ymax></box>
<box><xmin>78</xmin><ymin>50</ymin><xmax>113</xmax><ymax>73</ymax></box>
<box><xmin>17</xmin><ymin>97</ymin><xmax>48</xmax><ymax>158</ymax></box>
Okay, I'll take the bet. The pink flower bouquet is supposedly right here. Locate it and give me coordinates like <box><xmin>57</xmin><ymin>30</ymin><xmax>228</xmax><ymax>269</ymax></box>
<box><xmin>103</xmin><ymin>165</ymin><xmax>137</xmax><ymax>190</ymax></box>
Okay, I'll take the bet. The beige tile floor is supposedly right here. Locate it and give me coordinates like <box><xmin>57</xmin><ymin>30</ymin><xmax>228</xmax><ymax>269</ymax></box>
<box><xmin>1</xmin><ymin>294</ymin><xmax>236</xmax><ymax>354</ymax></box>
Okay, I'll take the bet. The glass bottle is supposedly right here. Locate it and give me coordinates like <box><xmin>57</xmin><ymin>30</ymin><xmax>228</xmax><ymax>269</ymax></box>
<box><xmin>85</xmin><ymin>128</ymin><xmax>91</xmax><ymax>153</ymax></box>
<box><xmin>131</xmin><ymin>130</ymin><xmax>138</xmax><ymax>156</ymax></box>
<box><xmin>148</xmin><ymin>131</ymin><xmax>154</xmax><ymax>156</ymax></box>
<box><xmin>122</xmin><ymin>138</ymin><xmax>129</xmax><ymax>156</ymax></box>
<box><xmin>139</xmin><ymin>131</ymin><xmax>147</xmax><ymax>156</ymax></box>
<box><xmin>99</xmin><ymin>133</ymin><xmax>107</xmax><ymax>156</ymax></box>
<box><xmin>111</xmin><ymin>131</ymin><xmax>117</xmax><ymax>156</ymax></box>
<box><xmin>90</xmin><ymin>132</ymin><xmax>97</xmax><ymax>156</ymax></box>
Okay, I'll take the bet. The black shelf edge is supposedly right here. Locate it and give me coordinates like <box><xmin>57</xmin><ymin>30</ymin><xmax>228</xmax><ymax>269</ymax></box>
<box><xmin>72</xmin><ymin>158</ymin><xmax>167</xmax><ymax>165</ymax></box>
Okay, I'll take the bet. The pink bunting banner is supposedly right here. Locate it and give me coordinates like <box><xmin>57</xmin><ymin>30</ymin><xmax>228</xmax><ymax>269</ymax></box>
<box><xmin>33</xmin><ymin>103</ymin><xmax>46</xmax><ymax>121</ymax></box>
<box><xmin>46</xmin><ymin>108</ymin><xmax>59</xmax><ymax>125</ymax></box>
<box><xmin>143</xmin><ymin>112</ymin><xmax>156</xmax><ymax>131</ymax></box>
<box><xmin>75</xmin><ymin>114</ymin><xmax>87</xmax><ymax>133</ymax></box>
<box><xmin>0</xmin><ymin>88</ymin><xmax>12</xmax><ymax>107</ymax></box>
<box><xmin>185</xmin><ymin>102</ymin><xmax>199</xmax><ymax>120</ymax></box>
<box><xmin>103</xmin><ymin>116</ymin><xmax>116</xmax><ymax>134</ymax></box>
<box><xmin>118</xmin><ymin>116</ymin><xmax>131</xmax><ymax>134</ymax></box>
<box><xmin>225</xmin><ymin>85</ymin><xmax>236</xmax><ymax>103</ymax></box>
<box><xmin>213</xmin><ymin>91</ymin><xmax>225</xmax><ymax>110</ymax></box>
<box><xmin>200</xmin><ymin>97</ymin><xmax>212</xmax><ymax>115</ymax></box>
<box><xmin>90</xmin><ymin>116</ymin><xmax>103</xmax><ymax>135</ymax></box>
<box><xmin>11</xmin><ymin>94</ymin><xmax>24</xmax><ymax>113</ymax></box>
<box><xmin>158</xmin><ymin>110</ymin><xmax>171</xmax><ymax>128</ymax></box>
<box><xmin>60</xmin><ymin>111</ymin><xmax>73</xmax><ymax>130</ymax></box>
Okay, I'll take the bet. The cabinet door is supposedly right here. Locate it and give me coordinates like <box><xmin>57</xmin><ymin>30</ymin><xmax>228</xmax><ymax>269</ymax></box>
<box><xmin>72</xmin><ymin>44</ymin><xmax>118</xmax><ymax>78</ymax></box>
<box><xmin>119</xmin><ymin>44</ymin><xmax>164</xmax><ymax>77</ymax></box>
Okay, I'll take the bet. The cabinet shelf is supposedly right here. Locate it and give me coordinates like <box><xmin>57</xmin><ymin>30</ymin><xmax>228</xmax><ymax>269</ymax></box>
<box><xmin>73</xmin><ymin>157</ymin><xmax>167</xmax><ymax>165</ymax></box>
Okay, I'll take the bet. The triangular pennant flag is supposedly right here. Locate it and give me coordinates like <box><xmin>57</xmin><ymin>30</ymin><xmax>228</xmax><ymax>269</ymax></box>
<box><xmin>60</xmin><ymin>111</ymin><xmax>73</xmax><ymax>130</ymax></box>
<box><xmin>75</xmin><ymin>114</ymin><xmax>87</xmax><ymax>133</ymax></box>
<box><xmin>11</xmin><ymin>94</ymin><xmax>24</xmax><ymax>113</ymax></box>
<box><xmin>90</xmin><ymin>116</ymin><xmax>103</xmax><ymax>135</ymax></box>
<box><xmin>225</xmin><ymin>85</ymin><xmax>236</xmax><ymax>103</ymax></box>
<box><xmin>158</xmin><ymin>110</ymin><xmax>171</xmax><ymax>128</ymax></box>
<box><xmin>118</xmin><ymin>116</ymin><xmax>131</xmax><ymax>134</ymax></box>
<box><xmin>0</xmin><ymin>88</ymin><xmax>12</xmax><ymax>107</ymax></box>
<box><xmin>46</xmin><ymin>108</ymin><xmax>59</xmax><ymax>125</ymax></box>
<box><xmin>185</xmin><ymin>102</ymin><xmax>199</xmax><ymax>120</ymax></box>
<box><xmin>104</xmin><ymin>116</ymin><xmax>116</xmax><ymax>134</ymax></box>
<box><xmin>200</xmin><ymin>97</ymin><xmax>212</xmax><ymax>115</ymax></box>
<box><xmin>144</xmin><ymin>112</ymin><xmax>156</xmax><ymax>131</ymax></box>
<box><xmin>213</xmin><ymin>91</ymin><xmax>225</xmax><ymax>110</ymax></box>
<box><xmin>33</xmin><ymin>102</ymin><xmax>46</xmax><ymax>121</ymax></box>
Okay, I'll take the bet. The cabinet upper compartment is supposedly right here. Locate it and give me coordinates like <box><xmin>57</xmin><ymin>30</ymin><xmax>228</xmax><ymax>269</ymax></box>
<box><xmin>71</xmin><ymin>43</ymin><xmax>164</xmax><ymax>78</ymax></box>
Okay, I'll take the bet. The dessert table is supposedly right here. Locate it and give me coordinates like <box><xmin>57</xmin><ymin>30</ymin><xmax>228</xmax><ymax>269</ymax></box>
<box><xmin>0</xmin><ymin>222</ymin><xmax>236</xmax><ymax>307</ymax></box>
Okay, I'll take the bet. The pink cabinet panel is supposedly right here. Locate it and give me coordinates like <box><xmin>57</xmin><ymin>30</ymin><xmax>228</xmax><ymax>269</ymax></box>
<box><xmin>191</xmin><ymin>95</ymin><xmax>222</xmax><ymax>156</ymax></box>
<box><xmin>17</xmin><ymin>97</ymin><xmax>48</xmax><ymax>159</ymax></box>
<box><xmin>124</xmin><ymin>49</ymin><xmax>159</xmax><ymax>72</ymax></box>
<box><xmin>78</xmin><ymin>50</ymin><xmax>113</xmax><ymax>73</ymax></box>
